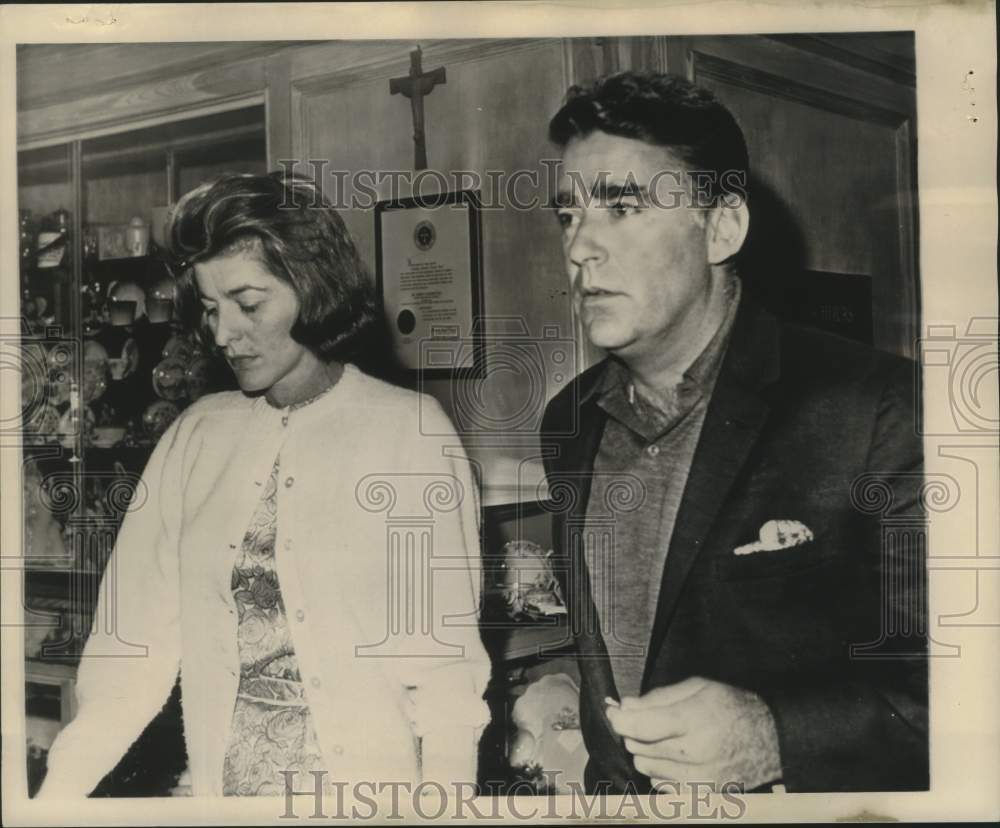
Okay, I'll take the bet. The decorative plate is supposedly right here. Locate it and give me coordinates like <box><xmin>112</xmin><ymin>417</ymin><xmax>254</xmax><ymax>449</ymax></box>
<box><xmin>108</xmin><ymin>280</ymin><xmax>146</xmax><ymax>319</ymax></box>
<box><xmin>45</xmin><ymin>341</ymin><xmax>74</xmax><ymax>372</ymax></box>
<box><xmin>57</xmin><ymin>405</ymin><xmax>96</xmax><ymax>448</ymax></box>
<box><xmin>46</xmin><ymin>368</ymin><xmax>71</xmax><ymax>407</ymax></box>
<box><xmin>82</xmin><ymin>360</ymin><xmax>108</xmax><ymax>404</ymax></box>
<box><xmin>20</xmin><ymin>342</ymin><xmax>48</xmax><ymax>374</ymax></box>
<box><xmin>83</xmin><ymin>339</ymin><xmax>109</xmax><ymax>365</ymax></box>
<box><xmin>142</xmin><ymin>400</ymin><xmax>180</xmax><ymax>438</ymax></box>
<box><xmin>21</xmin><ymin>362</ymin><xmax>47</xmax><ymax>415</ymax></box>
<box><xmin>25</xmin><ymin>403</ymin><xmax>60</xmax><ymax>438</ymax></box>
<box><xmin>121</xmin><ymin>338</ymin><xmax>140</xmax><ymax>378</ymax></box>
<box><xmin>152</xmin><ymin>357</ymin><xmax>187</xmax><ymax>401</ymax></box>
<box><xmin>184</xmin><ymin>357</ymin><xmax>212</xmax><ymax>401</ymax></box>
<box><xmin>162</xmin><ymin>333</ymin><xmax>196</xmax><ymax>364</ymax></box>
<box><xmin>509</xmin><ymin>674</ymin><xmax>588</xmax><ymax>793</ymax></box>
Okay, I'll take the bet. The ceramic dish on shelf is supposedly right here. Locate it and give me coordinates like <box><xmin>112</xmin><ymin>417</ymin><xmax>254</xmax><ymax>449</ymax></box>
<box><xmin>82</xmin><ymin>360</ymin><xmax>109</xmax><ymax>404</ymax></box>
<box><xmin>46</xmin><ymin>369</ymin><xmax>71</xmax><ymax>407</ymax></box>
<box><xmin>83</xmin><ymin>339</ymin><xmax>109</xmax><ymax>365</ymax></box>
<box><xmin>184</xmin><ymin>356</ymin><xmax>212</xmax><ymax>401</ymax></box>
<box><xmin>45</xmin><ymin>341</ymin><xmax>74</xmax><ymax>372</ymax></box>
<box><xmin>20</xmin><ymin>341</ymin><xmax>49</xmax><ymax>375</ymax></box>
<box><xmin>162</xmin><ymin>333</ymin><xmax>197</xmax><ymax>364</ymax></box>
<box><xmin>142</xmin><ymin>399</ymin><xmax>180</xmax><ymax>438</ymax></box>
<box><xmin>21</xmin><ymin>360</ymin><xmax>47</xmax><ymax>415</ymax></box>
<box><xmin>108</xmin><ymin>337</ymin><xmax>140</xmax><ymax>381</ymax></box>
<box><xmin>57</xmin><ymin>405</ymin><xmax>96</xmax><ymax>449</ymax></box>
<box><xmin>508</xmin><ymin>673</ymin><xmax>588</xmax><ymax>793</ymax></box>
<box><xmin>108</xmin><ymin>280</ymin><xmax>146</xmax><ymax>320</ymax></box>
<box><xmin>152</xmin><ymin>357</ymin><xmax>187</xmax><ymax>401</ymax></box>
<box><xmin>91</xmin><ymin>426</ymin><xmax>126</xmax><ymax>448</ymax></box>
<box><xmin>25</xmin><ymin>402</ymin><xmax>61</xmax><ymax>440</ymax></box>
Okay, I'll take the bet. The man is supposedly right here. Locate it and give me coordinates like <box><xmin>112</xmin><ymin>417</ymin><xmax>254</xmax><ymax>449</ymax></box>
<box><xmin>540</xmin><ymin>72</ymin><xmax>927</xmax><ymax>793</ymax></box>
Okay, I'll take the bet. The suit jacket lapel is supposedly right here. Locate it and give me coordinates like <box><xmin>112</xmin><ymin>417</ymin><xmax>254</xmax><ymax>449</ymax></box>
<box><xmin>547</xmin><ymin>368</ymin><xmax>639</xmax><ymax>781</ymax></box>
<box><xmin>550</xmin><ymin>377</ymin><xmax>608</xmax><ymax>647</ymax></box>
<box><xmin>643</xmin><ymin>299</ymin><xmax>782</xmax><ymax>686</ymax></box>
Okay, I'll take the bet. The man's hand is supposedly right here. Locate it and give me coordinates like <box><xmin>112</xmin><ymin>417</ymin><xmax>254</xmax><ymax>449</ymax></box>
<box><xmin>606</xmin><ymin>677</ymin><xmax>782</xmax><ymax>790</ymax></box>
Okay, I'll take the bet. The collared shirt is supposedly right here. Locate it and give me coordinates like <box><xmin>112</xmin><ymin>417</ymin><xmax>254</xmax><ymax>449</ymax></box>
<box><xmin>582</xmin><ymin>277</ymin><xmax>741</xmax><ymax>698</ymax></box>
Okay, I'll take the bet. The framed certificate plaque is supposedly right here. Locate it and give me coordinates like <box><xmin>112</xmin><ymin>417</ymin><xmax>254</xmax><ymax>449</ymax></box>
<box><xmin>375</xmin><ymin>190</ymin><xmax>484</xmax><ymax>377</ymax></box>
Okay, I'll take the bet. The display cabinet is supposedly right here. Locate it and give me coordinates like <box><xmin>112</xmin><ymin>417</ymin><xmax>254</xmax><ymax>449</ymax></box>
<box><xmin>477</xmin><ymin>500</ymin><xmax>586</xmax><ymax>794</ymax></box>
<box><xmin>18</xmin><ymin>104</ymin><xmax>267</xmax><ymax>795</ymax></box>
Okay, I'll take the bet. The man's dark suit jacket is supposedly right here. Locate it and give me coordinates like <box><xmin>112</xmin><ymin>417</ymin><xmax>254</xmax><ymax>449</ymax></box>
<box><xmin>539</xmin><ymin>296</ymin><xmax>928</xmax><ymax>793</ymax></box>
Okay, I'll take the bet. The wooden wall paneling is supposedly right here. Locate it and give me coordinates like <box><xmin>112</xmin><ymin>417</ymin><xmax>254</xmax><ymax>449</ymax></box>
<box><xmin>176</xmin><ymin>153</ymin><xmax>269</xmax><ymax>199</ymax></box>
<box><xmin>664</xmin><ymin>37</ymin><xmax>695</xmax><ymax>78</ymax></box>
<box><xmin>562</xmin><ymin>37</ymin><xmax>613</xmax><ymax>87</ymax></box>
<box><xmin>893</xmin><ymin>119</ymin><xmax>920</xmax><ymax>357</ymax></box>
<box><xmin>686</xmin><ymin>35</ymin><xmax>914</xmax><ymax>117</ymax></box>
<box><xmin>17</xmin><ymin>43</ymin><xmax>295</xmax><ymax>112</ymax></box>
<box><xmin>18</xmin><ymin>57</ymin><xmax>268</xmax><ymax>148</ymax></box>
<box><xmin>84</xmin><ymin>171</ymin><xmax>167</xmax><ymax>225</ymax></box>
<box><xmin>560</xmin><ymin>34</ymin><xmax>670</xmax><ymax>82</ymax></box>
<box><xmin>675</xmin><ymin>35</ymin><xmax>918</xmax><ymax>357</ymax></box>
<box><xmin>265</xmin><ymin>53</ymin><xmax>294</xmax><ymax>169</ymax></box>
<box><xmin>620</xmin><ymin>36</ymin><xmax>669</xmax><ymax>74</ymax></box>
<box><xmin>69</xmin><ymin>142</ymin><xmax>83</xmax><ymax>344</ymax></box>
<box><xmin>17</xmin><ymin>180</ymin><xmax>73</xmax><ymax>218</ymax></box>
<box><xmin>288</xmin><ymin>39</ymin><xmax>559</xmax><ymax>95</ymax></box>
<box><xmin>764</xmin><ymin>34</ymin><xmax>916</xmax><ymax>88</ymax></box>
<box><xmin>292</xmin><ymin>40</ymin><xmax>574</xmax><ymax>498</ymax></box>
<box><xmin>286</xmin><ymin>40</ymin><xmax>441</xmax><ymax>89</ymax></box>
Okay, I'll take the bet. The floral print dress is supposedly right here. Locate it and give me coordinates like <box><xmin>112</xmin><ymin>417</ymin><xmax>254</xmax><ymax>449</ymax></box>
<box><xmin>221</xmin><ymin>457</ymin><xmax>327</xmax><ymax>796</ymax></box>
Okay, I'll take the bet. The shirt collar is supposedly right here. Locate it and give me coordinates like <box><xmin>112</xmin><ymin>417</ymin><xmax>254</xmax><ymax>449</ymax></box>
<box><xmin>585</xmin><ymin>276</ymin><xmax>742</xmax><ymax>439</ymax></box>
<box><xmin>581</xmin><ymin>276</ymin><xmax>742</xmax><ymax>408</ymax></box>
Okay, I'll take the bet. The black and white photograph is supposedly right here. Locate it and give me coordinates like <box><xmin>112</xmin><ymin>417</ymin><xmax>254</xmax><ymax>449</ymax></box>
<box><xmin>1</xmin><ymin>2</ymin><xmax>997</xmax><ymax>825</ymax></box>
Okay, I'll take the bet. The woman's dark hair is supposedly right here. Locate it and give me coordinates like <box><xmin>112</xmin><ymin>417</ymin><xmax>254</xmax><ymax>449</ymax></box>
<box><xmin>548</xmin><ymin>71</ymin><xmax>749</xmax><ymax>204</ymax></box>
<box><xmin>165</xmin><ymin>171</ymin><xmax>378</xmax><ymax>363</ymax></box>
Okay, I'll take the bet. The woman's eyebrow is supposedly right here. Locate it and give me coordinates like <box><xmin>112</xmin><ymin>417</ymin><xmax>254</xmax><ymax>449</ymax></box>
<box><xmin>224</xmin><ymin>285</ymin><xmax>269</xmax><ymax>298</ymax></box>
<box><xmin>199</xmin><ymin>285</ymin><xmax>268</xmax><ymax>304</ymax></box>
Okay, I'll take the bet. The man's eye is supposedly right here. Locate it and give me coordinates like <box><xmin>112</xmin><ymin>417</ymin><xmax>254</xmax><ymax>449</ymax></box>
<box><xmin>609</xmin><ymin>200</ymin><xmax>641</xmax><ymax>217</ymax></box>
<box><xmin>556</xmin><ymin>211</ymin><xmax>577</xmax><ymax>229</ymax></box>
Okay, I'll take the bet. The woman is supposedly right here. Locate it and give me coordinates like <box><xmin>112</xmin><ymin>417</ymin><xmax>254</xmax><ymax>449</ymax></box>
<box><xmin>38</xmin><ymin>173</ymin><xmax>491</xmax><ymax>798</ymax></box>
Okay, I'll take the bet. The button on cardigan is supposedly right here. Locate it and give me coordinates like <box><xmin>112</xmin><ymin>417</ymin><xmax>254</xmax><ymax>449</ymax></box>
<box><xmin>39</xmin><ymin>365</ymin><xmax>491</xmax><ymax>798</ymax></box>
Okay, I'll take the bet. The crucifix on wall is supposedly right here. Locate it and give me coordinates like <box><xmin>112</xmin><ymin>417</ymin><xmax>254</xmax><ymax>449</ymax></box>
<box><xmin>389</xmin><ymin>46</ymin><xmax>446</xmax><ymax>170</ymax></box>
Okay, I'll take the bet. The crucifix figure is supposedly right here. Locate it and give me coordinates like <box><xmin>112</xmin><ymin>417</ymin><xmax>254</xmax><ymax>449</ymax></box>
<box><xmin>389</xmin><ymin>46</ymin><xmax>446</xmax><ymax>170</ymax></box>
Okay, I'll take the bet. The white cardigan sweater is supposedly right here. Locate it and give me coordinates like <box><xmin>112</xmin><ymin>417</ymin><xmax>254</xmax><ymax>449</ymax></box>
<box><xmin>39</xmin><ymin>365</ymin><xmax>492</xmax><ymax>798</ymax></box>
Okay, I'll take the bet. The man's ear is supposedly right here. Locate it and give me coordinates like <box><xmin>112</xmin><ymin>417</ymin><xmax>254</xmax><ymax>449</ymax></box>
<box><xmin>706</xmin><ymin>200</ymin><xmax>750</xmax><ymax>265</ymax></box>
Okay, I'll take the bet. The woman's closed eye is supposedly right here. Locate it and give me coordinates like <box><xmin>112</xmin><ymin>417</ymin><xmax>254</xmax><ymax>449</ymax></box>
<box><xmin>238</xmin><ymin>303</ymin><xmax>261</xmax><ymax>316</ymax></box>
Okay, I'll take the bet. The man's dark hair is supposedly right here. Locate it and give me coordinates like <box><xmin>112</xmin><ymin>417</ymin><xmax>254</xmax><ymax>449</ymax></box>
<box><xmin>166</xmin><ymin>171</ymin><xmax>378</xmax><ymax>363</ymax></box>
<box><xmin>549</xmin><ymin>71</ymin><xmax>749</xmax><ymax>204</ymax></box>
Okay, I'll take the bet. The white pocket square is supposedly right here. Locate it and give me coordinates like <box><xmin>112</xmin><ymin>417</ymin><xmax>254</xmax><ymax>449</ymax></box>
<box><xmin>734</xmin><ymin>519</ymin><xmax>814</xmax><ymax>556</ymax></box>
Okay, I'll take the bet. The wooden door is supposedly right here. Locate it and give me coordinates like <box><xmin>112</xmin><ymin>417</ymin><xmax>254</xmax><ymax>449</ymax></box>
<box><xmin>604</xmin><ymin>34</ymin><xmax>919</xmax><ymax>359</ymax></box>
